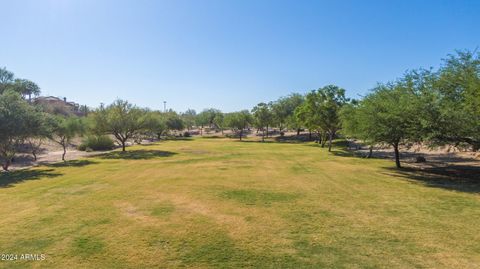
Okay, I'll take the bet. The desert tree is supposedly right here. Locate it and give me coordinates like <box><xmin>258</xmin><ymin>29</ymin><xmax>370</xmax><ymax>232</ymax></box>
<box><xmin>352</xmin><ymin>82</ymin><xmax>420</xmax><ymax>168</ymax></box>
<box><xmin>48</xmin><ymin>115</ymin><xmax>85</xmax><ymax>161</ymax></box>
<box><xmin>24</xmin><ymin>110</ymin><xmax>51</xmax><ymax>161</ymax></box>
<box><xmin>340</xmin><ymin>100</ymin><xmax>377</xmax><ymax>157</ymax></box>
<box><xmin>224</xmin><ymin>110</ymin><xmax>253</xmax><ymax>141</ymax></box>
<box><xmin>11</xmin><ymin>79</ymin><xmax>40</xmax><ymax>101</ymax></box>
<box><xmin>196</xmin><ymin>108</ymin><xmax>222</xmax><ymax>135</ymax></box>
<box><xmin>92</xmin><ymin>99</ymin><xmax>147</xmax><ymax>151</ymax></box>
<box><xmin>270</xmin><ymin>93</ymin><xmax>304</xmax><ymax>133</ymax></box>
<box><xmin>295</xmin><ymin>103</ymin><xmax>317</xmax><ymax>141</ymax></box>
<box><xmin>181</xmin><ymin>109</ymin><xmax>197</xmax><ymax>131</ymax></box>
<box><xmin>425</xmin><ymin>50</ymin><xmax>480</xmax><ymax>151</ymax></box>
<box><xmin>213</xmin><ymin>112</ymin><xmax>225</xmax><ymax>134</ymax></box>
<box><xmin>143</xmin><ymin>111</ymin><xmax>167</xmax><ymax>139</ymax></box>
<box><xmin>0</xmin><ymin>67</ymin><xmax>14</xmax><ymax>94</ymax></box>
<box><xmin>0</xmin><ymin>90</ymin><xmax>42</xmax><ymax>170</ymax></box>
<box><xmin>295</xmin><ymin>98</ymin><xmax>325</xmax><ymax>145</ymax></box>
<box><xmin>252</xmin><ymin>102</ymin><xmax>273</xmax><ymax>142</ymax></box>
<box><xmin>0</xmin><ymin>68</ymin><xmax>40</xmax><ymax>101</ymax></box>
<box><xmin>295</xmin><ymin>85</ymin><xmax>347</xmax><ymax>151</ymax></box>
<box><xmin>165</xmin><ymin>111</ymin><xmax>185</xmax><ymax>135</ymax></box>
<box><xmin>317</xmin><ymin>85</ymin><xmax>349</xmax><ymax>151</ymax></box>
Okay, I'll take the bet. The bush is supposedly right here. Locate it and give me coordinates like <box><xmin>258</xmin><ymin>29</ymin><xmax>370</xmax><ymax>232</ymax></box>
<box><xmin>79</xmin><ymin>135</ymin><xmax>115</xmax><ymax>151</ymax></box>
<box><xmin>183</xmin><ymin>131</ymin><xmax>191</xmax><ymax>137</ymax></box>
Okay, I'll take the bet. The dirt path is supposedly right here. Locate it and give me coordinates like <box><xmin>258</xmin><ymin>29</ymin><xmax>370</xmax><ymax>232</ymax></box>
<box><xmin>8</xmin><ymin>149</ymin><xmax>109</xmax><ymax>170</ymax></box>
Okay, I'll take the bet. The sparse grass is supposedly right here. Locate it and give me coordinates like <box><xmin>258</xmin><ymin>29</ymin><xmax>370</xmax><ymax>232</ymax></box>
<box><xmin>0</xmin><ymin>137</ymin><xmax>479</xmax><ymax>268</ymax></box>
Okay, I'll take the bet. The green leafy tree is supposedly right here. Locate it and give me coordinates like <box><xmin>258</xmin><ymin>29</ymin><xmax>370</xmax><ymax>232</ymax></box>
<box><xmin>340</xmin><ymin>100</ymin><xmax>377</xmax><ymax>157</ymax></box>
<box><xmin>181</xmin><ymin>109</ymin><xmax>197</xmax><ymax>131</ymax></box>
<box><xmin>24</xmin><ymin>110</ymin><xmax>51</xmax><ymax>161</ymax></box>
<box><xmin>352</xmin><ymin>83</ymin><xmax>420</xmax><ymax>168</ymax></box>
<box><xmin>143</xmin><ymin>111</ymin><xmax>168</xmax><ymax>139</ymax></box>
<box><xmin>165</xmin><ymin>111</ymin><xmax>185</xmax><ymax>134</ymax></box>
<box><xmin>0</xmin><ymin>67</ymin><xmax>14</xmax><ymax>94</ymax></box>
<box><xmin>0</xmin><ymin>68</ymin><xmax>41</xmax><ymax>101</ymax></box>
<box><xmin>270</xmin><ymin>93</ymin><xmax>304</xmax><ymax>132</ymax></box>
<box><xmin>48</xmin><ymin>116</ymin><xmax>85</xmax><ymax>161</ymax></box>
<box><xmin>427</xmin><ymin>50</ymin><xmax>480</xmax><ymax>150</ymax></box>
<box><xmin>213</xmin><ymin>113</ymin><xmax>225</xmax><ymax>134</ymax></box>
<box><xmin>92</xmin><ymin>99</ymin><xmax>147</xmax><ymax>151</ymax></box>
<box><xmin>0</xmin><ymin>90</ymin><xmax>42</xmax><ymax>170</ymax></box>
<box><xmin>296</xmin><ymin>85</ymin><xmax>347</xmax><ymax>151</ymax></box>
<box><xmin>252</xmin><ymin>102</ymin><xmax>273</xmax><ymax>142</ymax></box>
<box><xmin>196</xmin><ymin>108</ymin><xmax>222</xmax><ymax>135</ymax></box>
<box><xmin>224</xmin><ymin>110</ymin><xmax>253</xmax><ymax>141</ymax></box>
<box><xmin>11</xmin><ymin>79</ymin><xmax>40</xmax><ymax>101</ymax></box>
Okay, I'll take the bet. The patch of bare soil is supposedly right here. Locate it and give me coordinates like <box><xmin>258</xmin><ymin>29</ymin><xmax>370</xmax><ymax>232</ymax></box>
<box><xmin>353</xmin><ymin>143</ymin><xmax>480</xmax><ymax>168</ymax></box>
<box><xmin>8</xmin><ymin>139</ymin><xmax>109</xmax><ymax>171</ymax></box>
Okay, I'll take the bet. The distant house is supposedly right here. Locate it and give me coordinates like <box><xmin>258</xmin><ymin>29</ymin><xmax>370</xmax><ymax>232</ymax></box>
<box><xmin>34</xmin><ymin>96</ymin><xmax>87</xmax><ymax>116</ymax></box>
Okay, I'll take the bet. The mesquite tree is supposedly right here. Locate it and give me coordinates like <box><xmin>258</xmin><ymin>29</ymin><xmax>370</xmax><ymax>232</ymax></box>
<box><xmin>0</xmin><ymin>90</ymin><xmax>42</xmax><ymax>170</ymax></box>
<box><xmin>48</xmin><ymin>116</ymin><xmax>85</xmax><ymax>161</ymax></box>
<box><xmin>224</xmin><ymin>110</ymin><xmax>253</xmax><ymax>141</ymax></box>
<box><xmin>92</xmin><ymin>100</ymin><xmax>146</xmax><ymax>151</ymax></box>
<box><xmin>252</xmin><ymin>103</ymin><xmax>273</xmax><ymax>142</ymax></box>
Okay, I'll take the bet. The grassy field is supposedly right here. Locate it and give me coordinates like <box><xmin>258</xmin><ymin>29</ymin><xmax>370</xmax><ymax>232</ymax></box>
<box><xmin>0</xmin><ymin>137</ymin><xmax>479</xmax><ymax>268</ymax></box>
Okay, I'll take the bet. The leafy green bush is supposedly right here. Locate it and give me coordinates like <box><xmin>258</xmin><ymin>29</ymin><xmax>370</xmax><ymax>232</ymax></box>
<box><xmin>79</xmin><ymin>135</ymin><xmax>115</xmax><ymax>151</ymax></box>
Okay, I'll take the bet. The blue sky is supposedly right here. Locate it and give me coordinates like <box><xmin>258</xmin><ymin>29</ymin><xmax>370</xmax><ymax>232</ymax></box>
<box><xmin>1</xmin><ymin>0</ymin><xmax>479</xmax><ymax>112</ymax></box>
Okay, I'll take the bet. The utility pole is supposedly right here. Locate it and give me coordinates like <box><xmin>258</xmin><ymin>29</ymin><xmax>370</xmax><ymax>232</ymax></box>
<box><xmin>163</xmin><ymin>101</ymin><xmax>166</xmax><ymax>112</ymax></box>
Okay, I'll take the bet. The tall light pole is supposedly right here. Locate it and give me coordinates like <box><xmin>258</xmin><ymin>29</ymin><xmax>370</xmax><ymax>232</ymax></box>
<box><xmin>163</xmin><ymin>101</ymin><xmax>166</xmax><ymax>112</ymax></box>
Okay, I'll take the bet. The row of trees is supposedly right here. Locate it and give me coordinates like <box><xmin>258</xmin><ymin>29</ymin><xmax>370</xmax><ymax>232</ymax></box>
<box><xmin>341</xmin><ymin>50</ymin><xmax>480</xmax><ymax>168</ymax></box>
<box><xmin>1</xmin><ymin>50</ymin><xmax>477</xmax><ymax>170</ymax></box>
<box><xmin>0</xmin><ymin>89</ymin><xmax>86</xmax><ymax>169</ymax></box>
<box><xmin>0</xmin><ymin>91</ymin><xmax>192</xmax><ymax>171</ymax></box>
<box><xmin>0</xmin><ymin>67</ymin><xmax>40</xmax><ymax>101</ymax></box>
<box><xmin>0</xmin><ymin>67</ymin><xmax>191</xmax><ymax>170</ymax></box>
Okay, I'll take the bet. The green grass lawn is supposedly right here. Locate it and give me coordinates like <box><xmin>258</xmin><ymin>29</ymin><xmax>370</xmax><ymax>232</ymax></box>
<box><xmin>0</xmin><ymin>138</ymin><xmax>479</xmax><ymax>268</ymax></box>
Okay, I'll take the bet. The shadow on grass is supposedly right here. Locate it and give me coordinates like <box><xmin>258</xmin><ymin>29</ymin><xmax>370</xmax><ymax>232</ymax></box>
<box><xmin>0</xmin><ymin>169</ymin><xmax>62</xmax><ymax>188</ymax></box>
<box><xmin>166</xmin><ymin>137</ymin><xmax>194</xmax><ymax>141</ymax></box>
<box><xmin>233</xmin><ymin>140</ymin><xmax>276</xmax><ymax>143</ymax></box>
<box><xmin>96</xmin><ymin>149</ymin><xmax>177</xmax><ymax>160</ymax></box>
<box><xmin>200</xmin><ymin>136</ymin><xmax>225</xmax><ymax>139</ymax></box>
<box><xmin>274</xmin><ymin>134</ymin><xmax>317</xmax><ymax>144</ymax></box>
<box><xmin>44</xmin><ymin>160</ymin><xmax>98</xmax><ymax>168</ymax></box>
<box><xmin>383</xmin><ymin>165</ymin><xmax>480</xmax><ymax>193</ymax></box>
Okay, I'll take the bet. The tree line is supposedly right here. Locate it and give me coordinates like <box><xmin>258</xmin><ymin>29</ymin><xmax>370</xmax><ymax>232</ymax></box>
<box><xmin>1</xmin><ymin>49</ymin><xmax>478</xmax><ymax>170</ymax></box>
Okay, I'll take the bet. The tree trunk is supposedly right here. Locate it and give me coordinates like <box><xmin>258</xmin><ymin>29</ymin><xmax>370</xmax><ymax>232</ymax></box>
<box><xmin>393</xmin><ymin>143</ymin><xmax>401</xmax><ymax>168</ymax></box>
<box><xmin>328</xmin><ymin>132</ymin><xmax>333</xmax><ymax>152</ymax></box>
<box><xmin>239</xmin><ymin>130</ymin><xmax>243</xmax><ymax>141</ymax></box>
<box><xmin>309</xmin><ymin>131</ymin><xmax>312</xmax><ymax>141</ymax></box>
<box><xmin>297</xmin><ymin>128</ymin><xmax>301</xmax><ymax>136</ymax></box>
<box><xmin>122</xmin><ymin>141</ymin><xmax>126</xmax><ymax>152</ymax></box>
<box><xmin>32</xmin><ymin>150</ymin><xmax>37</xmax><ymax>161</ymax></box>
<box><xmin>266</xmin><ymin>125</ymin><xmax>268</xmax><ymax>138</ymax></box>
<box><xmin>62</xmin><ymin>144</ymin><xmax>67</xmax><ymax>161</ymax></box>
<box><xmin>366</xmin><ymin>145</ymin><xmax>373</xmax><ymax>158</ymax></box>
<box><xmin>262</xmin><ymin>129</ymin><xmax>265</xmax><ymax>142</ymax></box>
<box><xmin>2</xmin><ymin>159</ymin><xmax>11</xmax><ymax>171</ymax></box>
<box><xmin>321</xmin><ymin>133</ymin><xmax>327</xmax><ymax>148</ymax></box>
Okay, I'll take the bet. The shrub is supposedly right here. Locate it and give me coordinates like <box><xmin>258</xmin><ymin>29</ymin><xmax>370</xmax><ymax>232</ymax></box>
<box><xmin>79</xmin><ymin>135</ymin><xmax>115</xmax><ymax>151</ymax></box>
<box><xmin>183</xmin><ymin>131</ymin><xmax>191</xmax><ymax>137</ymax></box>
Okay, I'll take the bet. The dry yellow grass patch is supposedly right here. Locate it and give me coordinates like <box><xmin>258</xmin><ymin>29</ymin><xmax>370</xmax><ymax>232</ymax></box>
<box><xmin>0</xmin><ymin>137</ymin><xmax>478</xmax><ymax>268</ymax></box>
